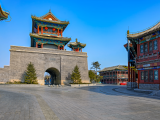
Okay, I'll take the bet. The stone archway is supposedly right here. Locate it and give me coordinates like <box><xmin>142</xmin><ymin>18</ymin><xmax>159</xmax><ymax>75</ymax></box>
<box><xmin>45</xmin><ymin>67</ymin><xmax>61</xmax><ymax>85</ymax></box>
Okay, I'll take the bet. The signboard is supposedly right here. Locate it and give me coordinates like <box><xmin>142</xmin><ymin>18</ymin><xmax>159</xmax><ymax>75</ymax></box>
<box><xmin>143</xmin><ymin>64</ymin><xmax>150</xmax><ymax>67</ymax></box>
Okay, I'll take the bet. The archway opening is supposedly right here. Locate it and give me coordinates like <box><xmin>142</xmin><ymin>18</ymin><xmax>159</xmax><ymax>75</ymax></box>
<box><xmin>44</xmin><ymin>67</ymin><xmax>60</xmax><ymax>85</ymax></box>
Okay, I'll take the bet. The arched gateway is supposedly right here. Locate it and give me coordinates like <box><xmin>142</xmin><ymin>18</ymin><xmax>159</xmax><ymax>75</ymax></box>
<box><xmin>0</xmin><ymin>11</ymin><xmax>90</xmax><ymax>85</ymax></box>
<box><xmin>45</xmin><ymin>67</ymin><xmax>60</xmax><ymax>85</ymax></box>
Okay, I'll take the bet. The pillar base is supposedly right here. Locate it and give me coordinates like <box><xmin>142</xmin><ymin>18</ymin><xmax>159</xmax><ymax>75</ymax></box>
<box><xmin>127</xmin><ymin>82</ymin><xmax>137</xmax><ymax>89</ymax></box>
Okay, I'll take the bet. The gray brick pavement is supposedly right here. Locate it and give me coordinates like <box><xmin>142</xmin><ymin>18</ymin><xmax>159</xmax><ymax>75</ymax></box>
<box><xmin>0</xmin><ymin>85</ymin><xmax>160</xmax><ymax>120</ymax></box>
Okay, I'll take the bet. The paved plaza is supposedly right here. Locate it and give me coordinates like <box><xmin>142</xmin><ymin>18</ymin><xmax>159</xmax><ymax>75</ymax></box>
<box><xmin>0</xmin><ymin>85</ymin><xmax>160</xmax><ymax>120</ymax></box>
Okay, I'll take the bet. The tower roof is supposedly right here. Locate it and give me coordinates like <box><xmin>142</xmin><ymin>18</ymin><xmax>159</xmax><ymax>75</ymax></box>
<box><xmin>30</xmin><ymin>33</ymin><xmax>71</xmax><ymax>41</ymax></box>
<box><xmin>68</xmin><ymin>38</ymin><xmax>86</xmax><ymax>48</ymax></box>
<box><xmin>31</xmin><ymin>10</ymin><xmax>69</xmax><ymax>24</ymax></box>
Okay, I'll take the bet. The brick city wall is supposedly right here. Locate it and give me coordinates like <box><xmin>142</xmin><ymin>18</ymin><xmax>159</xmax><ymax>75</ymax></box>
<box><xmin>8</xmin><ymin>46</ymin><xmax>89</xmax><ymax>85</ymax></box>
<box><xmin>0</xmin><ymin>66</ymin><xmax>10</xmax><ymax>84</ymax></box>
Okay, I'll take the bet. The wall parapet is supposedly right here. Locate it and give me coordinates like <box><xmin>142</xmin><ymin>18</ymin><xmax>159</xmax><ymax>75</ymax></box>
<box><xmin>10</xmin><ymin>46</ymin><xmax>88</xmax><ymax>57</ymax></box>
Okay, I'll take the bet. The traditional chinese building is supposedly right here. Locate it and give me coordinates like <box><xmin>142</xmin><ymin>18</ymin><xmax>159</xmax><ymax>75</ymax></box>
<box><xmin>125</xmin><ymin>22</ymin><xmax>160</xmax><ymax>90</ymax></box>
<box><xmin>68</xmin><ymin>38</ymin><xmax>86</xmax><ymax>52</ymax></box>
<box><xmin>30</xmin><ymin>10</ymin><xmax>71</xmax><ymax>50</ymax></box>
<box><xmin>99</xmin><ymin>65</ymin><xmax>128</xmax><ymax>84</ymax></box>
<box><xmin>0</xmin><ymin>5</ymin><xmax>9</xmax><ymax>21</ymax></box>
<box><xmin>0</xmin><ymin>10</ymin><xmax>90</xmax><ymax>85</ymax></box>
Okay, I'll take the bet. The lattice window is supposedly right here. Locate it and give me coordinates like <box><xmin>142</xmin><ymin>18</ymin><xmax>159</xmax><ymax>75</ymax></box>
<box><xmin>149</xmin><ymin>70</ymin><xmax>153</xmax><ymax>82</ymax></box>
<box><xmin>154</xmin><ymin>70</ymin><xmax>158</xmax><ymax>80</ymax></box>
<box><xmin>154</xmin><ymin>40</ymin><xmax>158</xmax><ymax>50</ymax></box>
<box><xmin>141</xmin><ymin>71</ymin><xmax>144</xmax><ymax>80</ymax></box>
<box><xmin>140</xmin><ymin>45</ymin><xmax>143</xmax><ymax>53</ymax></box>
<box><xmin>144</xmin><ymin>43</ymin><xmax>148</xmax><ymax>53</ymax></box>
<box><xmin>149</xmin><ymin>41</ymin><xmax>153</xmax><ymax>52</ymax></box>
<box><xmin>144</xmin><ymin>71</ymin><xmax>148</xmax><ymax>82</ymax></box>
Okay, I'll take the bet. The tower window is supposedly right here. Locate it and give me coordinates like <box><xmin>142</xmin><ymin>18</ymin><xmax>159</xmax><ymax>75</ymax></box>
<box><xmin>154</xmin><ymin>40</ymin><xmax>158</xmax><ymax>50</ymax></box>
<box><xmin>144</xmin><ymin>43</ymin><xmax>148</xmax><ymax>53</ymax></box>
<box><xmin>140</xmin><ymin>45</ymin><xmax>143</xmax><ymax>53</ymax></box>
<box><xmin>149</xmin><ymin>41</ymin><xmax>153</xmax><ymax>52</ymax></box>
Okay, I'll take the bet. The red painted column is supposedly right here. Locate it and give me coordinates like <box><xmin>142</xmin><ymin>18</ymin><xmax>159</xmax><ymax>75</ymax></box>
<box><xmin>81</xmin><ymin>49</ymin><xmax>82</xmax><ymax>52</ymax></box>
<box><xmin>131</xmin><ymin>68</ymin><xmax>133</xmax><ymax>83</ymax></box>
<box><xmin>133</xmin><ymin>70</ymin><xmax>136</xmax><ymax>82</ymax></box>
<box><xmin>73</xmin><ymin>48</ymin><xmax>74</xmax><ymax>51</ymax></box>
<box><xmin>41</xmin><ymin>27</ymin><xmax>43</xmax><ymax>34</ymax></box>
<box><xmin>58</xmin><ymin>45</ymin><xmax>60</xmax><ymax>50</ymax></box>
<box><xmin>36</xmin><ymin>42</ymin><xmax>38</xmax><ymax>48</ymax></box>
<box><xmin>58</xmin><ymin>29</ymin><xmax>59</xmax><ymax>36</ymax></box>
<box><xmin>41</xmin><ymin>44</ymin><xmax>43</xmax><ymax>48</ymax></box>
<box><xmin>159</xmin><ymin>68</ymin><xmax>160</xmax><ymax>90</ymax></box>
<box><xmin>78</xmin><ymin>47</ymin><xmax>79</xmax><ymax>52</ymax></box>
<box><xmin>63</xmin><ymin>45</ymin><xmax>64</xmax><ymax>50</ymax></box>
<box><xmin>109</xmin><ymin>71</ymin><xmax>110</xmax><ymax>84</ymax></box>
<box><xmin>38</xmin><ymin>25</ymin><xmax>39</xmax><ymax>34</ymax></box>
<box><xmin>61</xmin><ymin>29</ymin><xmax>63</xmax><ymax>37</ymax></box>
<box><xmin>128</xmin><ymin>63</ymin><xmax>130</xmax><ymax>82</ymax></box>
<box><xmin>138</xmin><ymin>71</ymin><xmax>140</xmax><ymax>89</ymax></box>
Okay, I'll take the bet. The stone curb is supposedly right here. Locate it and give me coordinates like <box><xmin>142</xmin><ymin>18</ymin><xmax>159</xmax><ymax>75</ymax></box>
<box><xmin>0</xmin><ymin>84</ymin><xmax>42</xmax><ymax>87</ymax></box>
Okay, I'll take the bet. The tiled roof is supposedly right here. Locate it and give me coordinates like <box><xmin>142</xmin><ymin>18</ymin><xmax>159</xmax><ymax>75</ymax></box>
<box><xmin>99</xmin><ymin>65</ymin><xmax>127</xmax><ymax>72</ymax></box>
<box><xmin>40</xmin><ymin>10</ymin><xmax>60</xmax><ymax>21</ymax></box>
<box><xmin>127</xmin><ymin>22</ymin><xmax>160</xmax><ymax>39</ymax></box>
<box><xmin>30</xmin><ymin>33</ymin><xmax>71</xmax><ymax>41</ymax></box>
<box><xmin>31</xmin><ymin>15</ymin><xmax>69</xmax><ymax>24</ymax></box>
<box><xmin>68</xmin><ymin>39</ymin><xmax>86</xmax><ymax>48</ymax></box>
<box><xmin>0</xmin><ymin>5</ymin><xmax>9</xmax><ymax>20</ymax></box>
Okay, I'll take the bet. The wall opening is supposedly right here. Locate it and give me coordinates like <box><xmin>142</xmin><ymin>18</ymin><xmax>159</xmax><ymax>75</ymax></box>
<box><xmin>44</xmin><ymin>67</ymin><xmax>60</xmax><ymax>85</ymax></box>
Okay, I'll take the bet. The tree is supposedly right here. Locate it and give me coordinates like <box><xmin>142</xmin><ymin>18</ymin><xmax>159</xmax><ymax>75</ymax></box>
<box><xmin>71</xmin><ymin>65</ymin><xmax>82</xmax><ymax>84</ymax></box>
<box><xmin>90</xmin><ymin>61</ymin><xmax>101</xmax><ymax>74</ymax></box>
<box><xmin>95</xmin><ymin>74</ymin><xmax>103</xmax><ymax>83</ymax></box>
<box><xmin>24</xmin><ymin>62</ymin><xmax>38</xmax><ymax>84</ymax></box>
<box><xmin>88</xmin><ymin>70</ymin><xmax>96</xmax><ymax>83</ymax></box>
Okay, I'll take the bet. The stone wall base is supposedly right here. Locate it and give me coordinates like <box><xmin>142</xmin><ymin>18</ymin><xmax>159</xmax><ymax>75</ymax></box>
<box><xmin>61</xmin><ymin>80</ymin><xmax>90</xmax><ymax>85</ymax></box>
<box><xmin>127</xmin><ymin>82</ymin><xmax>137</xmax><ymax>89</ymax></box>
<box><xmin>9</xmin><ymin>79</ymin><xmax>21</xmax><ymax>83</ymax></box>
<box><xmin>139</xmin><ymin>84</ymin><xmax>159</xmax><ymax>90</ymax></box>
<box><xmin>37</xmin><ymin>80</ymin><xmax>44</xmax><ymax>85</ymax></box>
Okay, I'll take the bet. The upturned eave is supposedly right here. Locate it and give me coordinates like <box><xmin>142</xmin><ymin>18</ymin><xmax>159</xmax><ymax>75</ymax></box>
<box><xmin>30</xmin><ymin>33</ymin><xmax>71</xmax><ymax>41</ymax></box>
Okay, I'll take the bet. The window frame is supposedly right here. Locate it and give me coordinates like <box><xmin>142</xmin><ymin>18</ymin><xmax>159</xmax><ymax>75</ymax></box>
<box><xmin>153</xmin><ymin>40</ymin><xmax>158</xmax><ymax>50</ymax></box>
<box><xmin>154</xmin><ymin>70</ymin><xmax>158</xmax><ymax>80</ymax></box>
<box><xmin>144</xmin><ymin>43</ymin><xmax>148</xmax><ymax>54</ymax></box>
<box><xmin>149</xmin><ymin>41</ymin><xmax>153</xmax><ymax>52</ymax></box>
<box><xmin>140</xmin><ymin>44</ymin><xmax>144</xmax><ymax>53</ymax></box>
<box><xmin>144</xmin><ymin>71</ymin><xmax>148</xmax><ymax>82</ymax></box>
<box><xmin>141</xmin><ymin>71</ymin><xmax>144</xmax><ymax>80</ymax></box>
<box><xmin>149</xmin><ymin>70</ymin><xmax>153</xmax><ymax>82</ymax></box>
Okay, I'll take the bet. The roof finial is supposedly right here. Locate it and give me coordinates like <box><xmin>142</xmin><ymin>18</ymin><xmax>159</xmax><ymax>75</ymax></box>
<box><xmin>127</xmin><ymin>26</ymin><xmax>129</xmax><ymax>34</ymax></box>
<box><xmin>76</xmin><ymin>38</ymin><xmax>78</xmax><ymax>42</ymax></box>
<box><xmin>49</xmin><ymin>9</ymin><xmax>51</xmax><ymax>13</ymax></box>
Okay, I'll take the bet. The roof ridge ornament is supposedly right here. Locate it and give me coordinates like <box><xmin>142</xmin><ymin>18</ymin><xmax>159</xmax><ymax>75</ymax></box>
<box><xmin>76</xmin><ymin>38</ymin><xmax>78</xmax><ymax>42</ymax></box>
<box><xmin>49</xmin><ymin>9</ymin><xmax>51</xmax><ymax>13</ymax></box>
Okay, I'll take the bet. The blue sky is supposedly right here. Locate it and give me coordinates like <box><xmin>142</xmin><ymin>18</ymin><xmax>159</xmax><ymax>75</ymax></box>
<box><xmin>1</xmin><ymin>0</ymin><xmax>160</xmax><ymax>70</ymax></box>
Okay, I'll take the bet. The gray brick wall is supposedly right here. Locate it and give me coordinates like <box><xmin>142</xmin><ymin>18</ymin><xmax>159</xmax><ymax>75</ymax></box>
<box><xmin>7</xmin><ymin>46</ymin><xmax>89</xmax><ymax>85</ymax></box>
<box><xmin>0</xmin><ymin>66</ymin><xmax>10</xmax><ymax>83</ymax></box>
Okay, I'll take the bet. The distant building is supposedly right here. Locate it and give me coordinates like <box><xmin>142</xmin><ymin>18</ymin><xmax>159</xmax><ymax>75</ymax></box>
<box><xmin>99</xmin><ymin>65</ymin><xmax>128</xmax><ymax>84</ymax></box>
